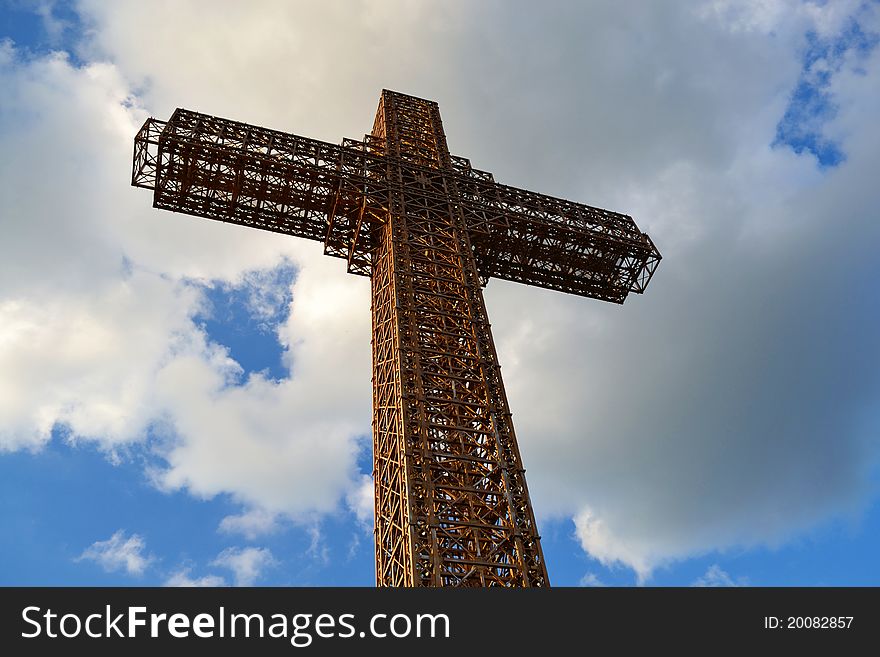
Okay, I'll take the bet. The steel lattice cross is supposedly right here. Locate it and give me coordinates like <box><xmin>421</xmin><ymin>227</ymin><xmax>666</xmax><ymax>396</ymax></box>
<box><xmin>131</xmin><ymin>90</ymin><xmax>661</xmax><ymax>587</ymax></box>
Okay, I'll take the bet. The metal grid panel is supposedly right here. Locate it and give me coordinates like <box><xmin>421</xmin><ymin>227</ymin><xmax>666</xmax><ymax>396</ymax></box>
<box><xmin>142</xmin><ymin>109</ymin><xmax>342</xmax><ymax>243</ymax></box>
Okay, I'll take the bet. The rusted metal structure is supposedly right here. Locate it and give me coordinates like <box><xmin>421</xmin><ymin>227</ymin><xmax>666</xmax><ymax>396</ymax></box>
<box><xmin>132</xmin><ymin>90</ymin><xmax>660</xmax><ymax>587</ymax></box>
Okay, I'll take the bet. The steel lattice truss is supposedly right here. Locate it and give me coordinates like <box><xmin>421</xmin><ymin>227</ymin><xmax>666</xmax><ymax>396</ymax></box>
<box><xmin>132</xmin><ymin>90</ymin><xmax>661</xmax><ymax>587</ymax></box>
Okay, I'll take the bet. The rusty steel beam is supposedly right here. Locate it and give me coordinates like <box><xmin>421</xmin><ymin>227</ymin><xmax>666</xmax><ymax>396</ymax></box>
<box><xmin>131</xmin><ymin>89</ymin><xmax>661</xmax><ymax>587</ymax></box>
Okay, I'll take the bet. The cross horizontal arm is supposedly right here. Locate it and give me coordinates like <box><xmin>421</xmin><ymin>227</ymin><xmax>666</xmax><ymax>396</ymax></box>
<box><xmin>132</xmin><ymin>107</ymin><xmax>661</xmax><ymax>303</ymax></box>
<box><xmin>451</xmin><ymin>160</ymin><xmax>661</xmax><ymax>303</ymax></box>
<box><xmin>132</xmin><ymin>108</ymin><xmax>351</xmax><ymax>245</ymax></box>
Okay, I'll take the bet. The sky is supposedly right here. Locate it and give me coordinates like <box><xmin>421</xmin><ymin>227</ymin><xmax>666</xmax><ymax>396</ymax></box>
<box><xmin>0</xmin><ymin>0</ymin><xmax>878</xmax><ymax>587</ymax></box>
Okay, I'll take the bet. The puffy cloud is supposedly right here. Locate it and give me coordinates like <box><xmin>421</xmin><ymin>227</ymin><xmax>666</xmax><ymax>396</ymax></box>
<box><xmin>345</xmin><ymin>474</ymin><xmax>375</xmax><ymax>528</ymax></box>
<box><xmin>150</xmin><ymin>250</ymin><xmax>371</xmax><ymax>518</ymax></box>
<box><xmin>77</xmin><ymin>530</ymin><xmax>154</xmax><ymax>576</ymax></box>
<box><xmin>167</xmin><ymin>547</ymin><xmax>277</xmax><ymax>587</ymax></box>
<box><xmin>219</xmin><ymin>508</ymin><xmax>281</xmax><ymax>541</ymax></box>
<box><xmin>0</xmin><ymin>272</ymin><xmax>213</xmax><ymax>453</ymax></box>
<box><xmin>164</xmin><ymin>568</ymin><xmax>226</xmax><ymax>588</ymax></box>
<box><xmin>211</xmin><ymin>546</ymin><xmax>276</xmax><ymax>586</ymax></box>
<box><xmin>574</xmin><ymin>508</ymin><xmax>655</xmax><ymax>583</ymax></box>
<box><xmin>693</xmin><ymin>565</ymin><xmax>743</xmax><ymax>588</ymax></box>
<box><xmin>578</xmin><ymin>572</ymin><xmax>607</xmax><ymax>588</ymax></box>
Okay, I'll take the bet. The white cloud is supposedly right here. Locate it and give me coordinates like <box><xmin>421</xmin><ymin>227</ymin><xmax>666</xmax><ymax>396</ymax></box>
<box><xmin>574</xmin><ymin>508</ymin><xmax>655</xmax><ymax>584</ymax></box>
<box><xmin>697</xmin><ymin>0</ymin><xmax>866</xmax><ymax>37</ymax></box>
<box><xmin>346</xmin><ymin>474</ymin><xmax>374</xmax><ymax>528</ymax></box>
<box><xmin>164</xmin><ymin>568</ymin><xmax>226</xmax><ymax>588</ymax></box>
<box><xmin>236</xmin><ymin>265</ymin><xmax>295</xmax><ymax>330</ymax></box>
<box><xmin>22</xmin><ymin>0</ymin><xmax>71</xmax><ymax>45</ymax></box>
<box><xmin>305</xmin><ymin>525</ymin><xmax>329</xmax><ymax>565</ymax></box>
<box><xmin>578</xmin><ymin>572</ymin><xmax>607</xmax><ymax>587</ymax></box>
<box><xmin>219</xmin><ymin>508</ymin><xmax>281</xmax><ymax>540</ymax></box>
<box><xmin>0</xmin><ymin>272</ymin><xmax>219</xmax><ymax>453</ymax></box>
<box><xmin>211</xmin><ymin>547</ymin><xmax>277</xmax><ymax>587</ymax></box>
<box><xmin>77</xmin><ymin>530</ymin><xmax>153</xmax><ymax>576</ymax></box>
<box><xmin>693</xmin><ymin>565</ymin><xmax>743</xmax><ymax>587</ymax></box>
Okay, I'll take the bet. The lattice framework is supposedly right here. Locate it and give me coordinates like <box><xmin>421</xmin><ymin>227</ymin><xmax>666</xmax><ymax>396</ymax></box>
<box><xmin>132</xmin><ymin>90</ymin><xmax>661</xmax><ymax>587</ymax></box>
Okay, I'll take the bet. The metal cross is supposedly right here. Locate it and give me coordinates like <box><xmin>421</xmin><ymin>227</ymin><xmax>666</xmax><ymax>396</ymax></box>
<box><xmin>132</xmin><ymin>89</ymin><xmax>660</xmax><ymax>587</ymax></box>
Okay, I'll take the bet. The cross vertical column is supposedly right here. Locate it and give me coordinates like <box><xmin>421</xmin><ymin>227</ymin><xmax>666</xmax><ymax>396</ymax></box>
<box><xmin>371</xmin><ymin>91</ymin><xmax>549</xmax><ymax>587</ymax></box>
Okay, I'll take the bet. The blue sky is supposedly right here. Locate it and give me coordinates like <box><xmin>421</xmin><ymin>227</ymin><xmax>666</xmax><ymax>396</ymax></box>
<box><xmin>1</xmin><ymin>0</ymin><xmax>879</xmax><ymax>587</ymax></box>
